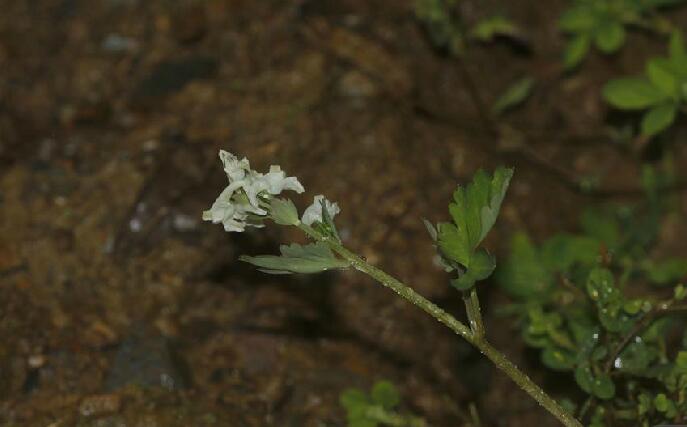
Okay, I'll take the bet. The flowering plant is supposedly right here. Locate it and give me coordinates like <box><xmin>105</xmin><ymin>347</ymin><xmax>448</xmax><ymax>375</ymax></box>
<box><xmin>203</xmin><ymin>150</ymin><xmax>582</xmax><ymax>426</ymax></box>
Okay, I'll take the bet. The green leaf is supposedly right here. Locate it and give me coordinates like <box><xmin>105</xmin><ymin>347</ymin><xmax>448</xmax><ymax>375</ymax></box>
<box><xmin>492</xmin><ymin>77</ymin><xmax>535</xmax><ymax>115</ymax></box>
<box><xmin>574</xmin><ymin>364</ymin><xmax>594</xmax><ymax>393</ymax></box>
<box><xmin>675</xmin><ymin>351</ymin><xmax>687</xmax><ymax>371</ymax></box>
<box><xmin>654</xmin><ymin>393</ymin><xmax>677</xmax><ymax>417</ymax></box>
<box><xmin>451</xmin><ymin>248</ymin><xmax>495</xmax><ymax>290</ymax></box>
<box><xmin>471</xmin><ymin>16</ymin><xmax>518</xmax><ymax>41</ymax></box>
<box><xmin>603</xmin><ymin>77</ymin><xmax>667</xmax><ymax>109</ymax></box>
<box><xmin>669</xmin><ymin>30</ymin><xmax>687</xmax><ymax>63</ymax></box>
<box><xmin>437</xmin><ymin>222</ymin><xmax>471</xmax><ymax>267</ymax></box>
<box><xmin>668</xmin><ymin>30</ymin><xmax>687</xmax><ymax>79</ymax></box>
<box><xmin>269</xmin><ymin>198</ymin><xmax>299</xmax><ymax>226</ymax></box>
<box><xmin>616</xmin><ymin>341</ymin><xmax>655</xmax><ymax>372</ymax></box>
<box><xmin>542</xmin><ymin>347</ymin><xmax>576</xmax><ymax>370</ymax></box>
<box><xmin>641</xmin><ymin>103</ymin><xmax>677</xmax><ymax>136</ymax></box>
<box><xmin>370</xmin><ymin>381</ymin><xmax>400</xmax><ymax>409</ymax></box>
<box><xmin>318</xmin><ymin>198</ymin><xmax>342</xmax><ymax>242</ymax></box>
<box><xmin>438</xmin><ymin>167</ymin><xmax>513</xmax><ymax>267</ymax></box>
<box><xmin>592</xmin><ymin>374</ymin><xmax>615</xmax><ymax>399</ymax></box>
<box><xmin>340</xmin><ymin>388</ymin><xmax>368</xmax><ymax>411</ymax></box>
<box><xmin>564</xmin><ymin>35</ymin><xmax>591</xmax><ymax>69</ymax></box>
<box><xmin>240</xmin><ymin>242</ymin><xmax>349</xmax><ymax>274</ymax></box>
<box><xmin>647</xmin><ymin>58</ymin><xmax>680</xmax><ymax>95</ymax></box>
<box><xmin>642</xmin><ymin>258</ymin><xmax>687</xmax><ymax>285</ymax></box>
<box><xmin>594</xmin><ymin>22</ymin><xmax>625</xmax><ymax>53</ymax></box>
<box><xmin>497</xmin><ymin>232</ymin><xmax>552</xmax><ymax>299</ymax></box>
<box><xmin>675</xmin><ymin>284</ymin><xmax>686</xmax><ymax>300</ymax></box>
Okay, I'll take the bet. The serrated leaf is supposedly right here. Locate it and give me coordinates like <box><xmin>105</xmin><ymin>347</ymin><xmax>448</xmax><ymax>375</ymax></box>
<box><xmin>492</xmin><ymin>77</ymin><xmax>534</xmax><ymax>115</ymax></box>
<box><xmin>370</xmin><ymin>381</ymin><xmax>400</xmax><ymax>409</ymax></box>
<box><xmin>437</xmin><ymin>222</ymin><xmax>471</xmax><ymax>267</ymax></box>
<box><xmin>240</xmin><ymin>242</ymin><xmax>349</xmax><ymax>274</ymax></box>
<box><xmin>603</xmin><ymin>78</ymin><xmax>667</xmax><ymax>109</ymax></box>
<box><xmin>451</xmin><ymin>249</ymin><xmax>495</xmax><ymax>290</ymax></box>
<box><xmin>564</xmin><ymin>34</ymin><xmax>591</xmax><ymax>69</ymax></box>
<box><xmin>269</xmin><ymin>198</ymin><xmax>299</xmax><ymax>226</ymax></box>
<box><xmin>646</xmin><ymin>58</ymin><xmax>680</xmax><ymax>95</ymax></box>
<box><xmin>641</xmin><ymin>103</ymin><xmax>677</xmax><ymax>136</ymax></box>
<box><xmin>594</xmin><ymin>22</ymin><xmax>625</xmax><ymax>53</ymax></box>
<box><xmin>439</xmin><ymin>168</ymin><xmax>512</xmax><ymax>268</ymax></box>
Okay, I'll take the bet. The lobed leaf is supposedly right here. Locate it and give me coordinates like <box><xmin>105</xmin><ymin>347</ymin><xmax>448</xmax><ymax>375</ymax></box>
<box><xmin>439</xmin><ymin>167</ymin><xmax>512</xmax><ymax>269</ymax></box>
<box><xmin>450</xmin><ymin>249</ymin><xmax>495</xmax><ymax>290</ymax></box>
<box><xmin>240</xmin><ymin>242</ymin><xmax>349</xmax><ymax>274</ymax></box>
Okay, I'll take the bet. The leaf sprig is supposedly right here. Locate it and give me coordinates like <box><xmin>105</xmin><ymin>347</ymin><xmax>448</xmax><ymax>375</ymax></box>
<box><xmin>433</xmin><ymin>167</ymin><xmax>513</xmax><ymax>290</ymax></box>
<box><xmin>603</xmin><ymin>31</ymin><xmax>687</xmax><ymax>136</ymax></box>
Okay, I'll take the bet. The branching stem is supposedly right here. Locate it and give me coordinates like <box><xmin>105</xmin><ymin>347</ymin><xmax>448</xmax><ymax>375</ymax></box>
<box><xmin>298</xmin><ymin>223</ymin><xmax>583</xmax><ymax>427</ymax></box>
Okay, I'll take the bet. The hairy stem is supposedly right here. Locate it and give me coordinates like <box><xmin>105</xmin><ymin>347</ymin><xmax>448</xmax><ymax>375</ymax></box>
<box><xmin>298</xmin><ymin>223</ymin><xmax>582</xmax><ymax>427</ymax></box>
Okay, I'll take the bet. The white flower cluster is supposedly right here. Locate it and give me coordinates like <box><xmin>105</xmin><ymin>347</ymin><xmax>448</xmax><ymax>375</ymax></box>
<box><xmin>203</xmin><ymin>150</ymin><xmax>305</xmax><ymax>232</ymax></box>
<box><xmin>301</xmin><ymin>195</ymin><xmax>340</xmax><ymax>226</ymax></box>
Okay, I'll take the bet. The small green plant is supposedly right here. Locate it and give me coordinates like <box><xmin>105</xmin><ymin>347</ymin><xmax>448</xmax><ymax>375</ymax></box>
<box><xmin>560</xmin><ymin>0</ymin><xmax>683</xmax><ymax>70</ymax></box>
<box><xmin>340</xmin><ymin>381</ymin><xmax>426</xmax><ymax>427</ymax></box>
<box><xmin>497</xmin><ymin>171</ymin><xmax>687</xmax><ymax>425</ymax></box>
<box><xmin>203</xmin><ymin>150</ymin><xmax>583</xmax><ymax>426</ymax></box>
<box><xmin>415</xmin><ymin>0</ymin><xmax>522</xmax><ymax>56</ymax></box>
<box><xmin>603</xmin><ymin>31</ymin><xmax>687</xmax><ymax>137</ymax></box>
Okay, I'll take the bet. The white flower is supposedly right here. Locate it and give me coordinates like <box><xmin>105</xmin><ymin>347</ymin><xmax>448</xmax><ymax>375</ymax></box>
<box><xmin>203</xmin><ymin>150</ymin><xmax>305</xmax><ymax>232</ymax></box>
<box><xmin>301</xmin><ymin>195</ymin><xmax>340</xmax><ymax>225</ymax></box>
<box><xmin>202</xmin><ymin>187</ymin><xmax>250</xmax><ymax>232</ymax></box>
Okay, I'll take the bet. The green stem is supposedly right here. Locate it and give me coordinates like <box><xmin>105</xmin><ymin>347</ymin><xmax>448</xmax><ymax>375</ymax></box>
<box><xmin>464</xmin><ymin>289</ymin><xmax>485</xmax><ymax>338</ymax></box>
<box><xmin>298</xmin><ymin>223</ymin><xmax>582</xmax><ymax>427</ymax></box>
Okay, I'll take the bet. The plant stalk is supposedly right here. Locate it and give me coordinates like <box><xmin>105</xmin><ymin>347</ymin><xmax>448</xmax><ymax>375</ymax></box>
<box><xmin>464</xmin><ymin>288</ymin><xmax>485</xmax><ymax>338</ymax></box>
<box><xmin>298</xmin><ymin>223</ymin><xmax>582</xmax><ymax>427</ymax></box>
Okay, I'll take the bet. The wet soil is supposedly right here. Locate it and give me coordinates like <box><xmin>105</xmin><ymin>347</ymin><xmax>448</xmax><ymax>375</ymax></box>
<box><xmin>2</xmin><ymin>0</ymin><xmax>687</xmax><ymax>426</ymax></box>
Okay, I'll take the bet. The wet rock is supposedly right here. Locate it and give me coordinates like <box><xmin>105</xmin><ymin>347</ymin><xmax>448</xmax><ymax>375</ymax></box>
<box><xmin>132</xmin><ymin>56</ymin><xmax>218</xmax><ymax>102</ymax></box>
<box><xmin>104</xmin><ymin>322</ymin><xmax>188</xmax><ymax>391</ymax></box>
